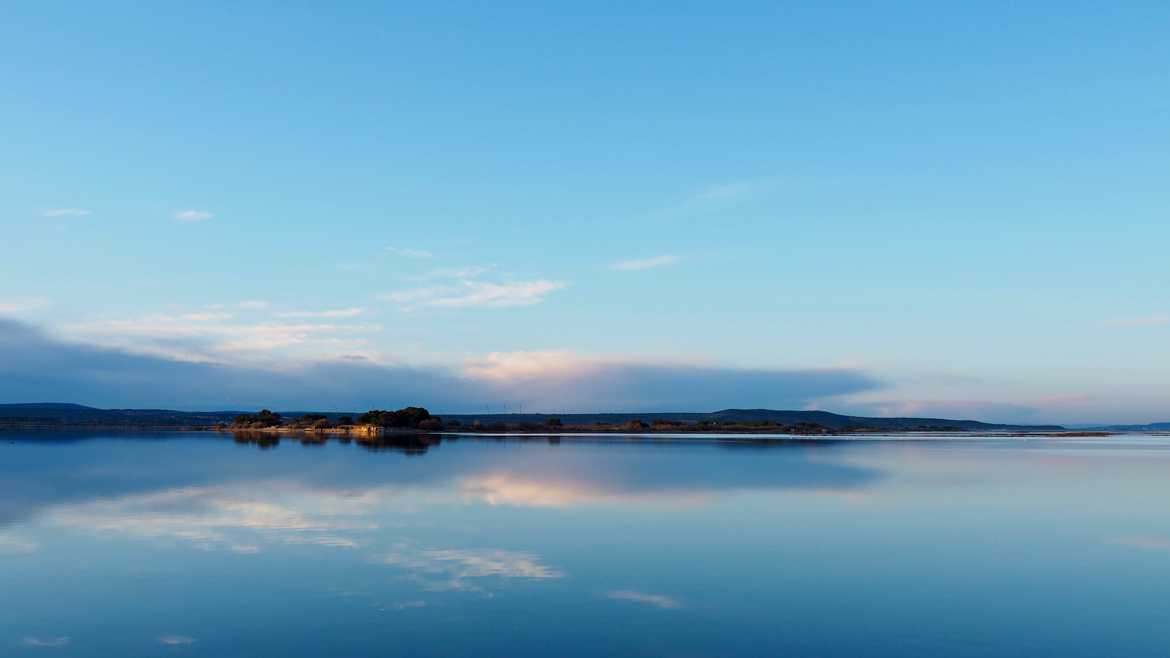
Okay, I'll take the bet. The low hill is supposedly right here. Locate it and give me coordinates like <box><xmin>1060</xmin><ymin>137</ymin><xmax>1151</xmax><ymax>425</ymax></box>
<box><xmin>444</xmin><ymin>408</ymin><xmax>1062</xmax><ymax>431</ymax></box>
<box><xmin>1099</xmin><ymin>422</ymin><xmax>1170</xmax><ymax>432</ymax></box>
<box><xmin>0</xmin><ymin>403</ymin><xmax>242</xmax><ymax>427</ymax></box>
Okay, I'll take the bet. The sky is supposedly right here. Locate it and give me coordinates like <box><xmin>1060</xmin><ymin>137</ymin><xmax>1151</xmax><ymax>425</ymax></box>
<box><xmin>2</xmin><ymin>2</ymin><xmax>1169</xmax><ymax>423</ymax></box>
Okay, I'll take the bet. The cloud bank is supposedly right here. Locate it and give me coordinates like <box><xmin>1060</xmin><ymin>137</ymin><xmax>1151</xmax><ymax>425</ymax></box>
<box><xmin>0</xmin><ymin>318</ymin><xmax>879</xmax><ymax>412</ymax></box>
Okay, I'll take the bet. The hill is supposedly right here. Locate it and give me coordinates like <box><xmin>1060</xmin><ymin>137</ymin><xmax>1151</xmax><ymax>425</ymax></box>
<box><xmin>443</xmin><ymin>408</ymin><xmax>1062</xmax><ymax>431</ymax></box>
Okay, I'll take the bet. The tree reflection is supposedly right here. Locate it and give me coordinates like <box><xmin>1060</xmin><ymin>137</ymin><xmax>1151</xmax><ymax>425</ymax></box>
<box><xmin>231</xmin><ymin>431</ymin><xmax>280</xmax><ymax>450</ymax></box>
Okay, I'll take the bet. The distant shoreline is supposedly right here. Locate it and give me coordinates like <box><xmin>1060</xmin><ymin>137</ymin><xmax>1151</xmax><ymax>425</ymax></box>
<box><xmin>0</xmin><ymin>422</ymin><xmax>1114</xmax><ymax>439</ymax></box>
<box><xmin>10</xmin><ymin>403</ymin><xmax>1158</xmax><ymax>436</ymax></box>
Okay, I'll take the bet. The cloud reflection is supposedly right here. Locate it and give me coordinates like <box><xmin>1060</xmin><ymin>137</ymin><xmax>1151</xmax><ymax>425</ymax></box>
<box><xmin>47</xmin><ymin>485</ymin><xmax>380</xmax><ymax>554</ymax></box>
<box><xmin>379</xmin><ymin>543</ymin><xmax>564</xmax><ymax>594</ymax></box>
<box><xmin>21</xmin><ymin>637</ymin><xmax>71</xmax><ymax>648</ymax></box>
<box><xmin>606</xmin><ymin>590</ymin><xmax>682</xmax><ymax>609</ymax></box>
<box><xmin>460</xmin><ymin>473</ymin><xmax>711</xmax><ymax>508</ymax></box>
<box><xmin>0</xmin><ymin>534</ymin><xmax>37</xmax><ymax>554</ymax></box>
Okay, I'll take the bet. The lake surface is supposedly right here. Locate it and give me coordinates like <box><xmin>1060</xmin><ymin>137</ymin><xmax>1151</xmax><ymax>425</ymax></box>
<box><xmin>3</xmin><ymin>431</ymin><xmax>1170</xmax><ymax>657</ymax></box>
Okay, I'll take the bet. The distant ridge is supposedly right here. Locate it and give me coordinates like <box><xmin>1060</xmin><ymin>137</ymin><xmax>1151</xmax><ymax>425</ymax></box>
<box><xmin>443</xmin><ymin>408</ymin><xmax>1063</xmax><ymax>431</ymax></box>
<box><xmin>0</xmin><ymin>403</ymin><xmax>1064</xmax><ymax>431</ymax></box>
<box><xmin>1097</xmin><ymin>422</ymin><xmax>1170</xmax><ymax>432</ymax></box>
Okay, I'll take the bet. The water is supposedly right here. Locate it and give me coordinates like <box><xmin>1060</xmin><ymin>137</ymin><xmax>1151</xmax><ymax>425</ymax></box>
<box><xmin>3</xmin><ymin>431</ymin><xmax>1170</xmax><ymax>657</ymax></box>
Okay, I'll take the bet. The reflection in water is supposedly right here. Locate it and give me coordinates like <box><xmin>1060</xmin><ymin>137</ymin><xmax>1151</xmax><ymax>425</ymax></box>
<box><xmin>233</xmin><ymin>431</ymin><xmax>444</xmax><ymax>454</ymax></box>
<box><xmin>0</xmin><ymin>433</ymin><xmax>880</xmax><ymax>531</ymax></box>
<box><xmin>5</xmin><ymin>433</ymin><xmax>1170</xmax><ymax>657</ymax></box>
<box><xmin>48</xmin><ymin>486</ymin><xmax>376</xmax><ymax>554</ymax></box>
<box><xmin>606</xmin><ymin>589</ymin><xmax>682</xmax><ymax>609</ymax></box>
<box><xmin>380</xmin><ymin>543</ymin><xmax>564</xmax><ymax>595</ymax></box>
<box><xmin>22</xmin><ymin>636</ymin><xmax>71</xmax><ymax>648</ymax></box>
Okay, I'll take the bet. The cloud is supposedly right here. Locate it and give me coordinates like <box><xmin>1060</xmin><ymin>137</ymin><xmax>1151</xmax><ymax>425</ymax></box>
<box><xmin>177</xmin><ymin>311</ymin><xmax>234</xmax><ymax>322</ymax></box>
<box><xmin>237</xmin><ymin>300</ymin><xmax>270</xmax><ymax>310</ymax></box>
<box><xmin>462</xmin><ymin>350</ymin><xmax>880</xmax><ymax>412</ymax></box>
<box><xmin>609</xmin><ymin>255</ymin><xmax>681</xmax><ymax>271</ymax></box>
<box><xmin>605</xmin><ymin>590</ymin><xmax>681</xmax><ymax>609</ymax></box>
<box><xmin>381</xmin><ymin>280</ymin><xmax>565</xmax><ymax>310</ymax></box>
<box><xmin>157</xmin><ymin>635</ymin><xmax>196</xmax><ymax>646</ymax></box>
<box><xmin>691</xmin><ymin>178</ymin><xmax>772</xmax><ymax>202</ymax></box>
<box><xmin>67</xmin><ymin>313</ymin><xmax>378</xmax><ymax>361</ymax></box>
<box><xmin>385</xmin><ymin>247</ymin><xmax>434</xmax><ymax>259</ymax></box>
<box><xmin>0</xmin><ymin>318</ymin><xmax>880</xmax><ymax>411</ymax></box>
<box><xmin>0</xmin><ymin>297</ymin><xmax>51</xmax><ymax>314</ymax></box>
<box><xmin>274</xmin><ymin>307</ymin><xmax>366</xmax><ymax>319</ymax></box>
<box><xmin>284</xmin><ymin>535</ymin><xmax>360</xmax><ymax>549</ymax></box>
<box><xmin>22</xmin><ymin>637</ymin><xmax>71</xmax><ymax>648</ymax></box>
<box><xmin>42</xmin><ymin>208</ymin><xmax>91</xmax><ymax>218</ymax></box>
<box><xmin>1107</xmin><ymin>314</ymin><xmax>1170</xmax><ymax>328</ymax></box>
<box><xmin>174</xmin><ymin>210</ymin><xmax>213</xmax><ymax>222</ymax></box>
<box><xmin>408</xmin><ymin>266</ymin><xmax>494</xmax><ymax>282</ymax></box>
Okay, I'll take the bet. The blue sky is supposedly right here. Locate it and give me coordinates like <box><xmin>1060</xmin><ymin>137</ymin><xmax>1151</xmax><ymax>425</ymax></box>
<box><xmin>2</xmin><ymin>2</ymin><xmax>1169</xmax><ymax>422</ymax></box>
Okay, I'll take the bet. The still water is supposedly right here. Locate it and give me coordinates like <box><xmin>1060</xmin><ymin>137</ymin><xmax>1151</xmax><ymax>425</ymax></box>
<box><xmin>2</xmin><ymin>431</ymin><xmax>1169</xmax><ymax>657</ymax></box>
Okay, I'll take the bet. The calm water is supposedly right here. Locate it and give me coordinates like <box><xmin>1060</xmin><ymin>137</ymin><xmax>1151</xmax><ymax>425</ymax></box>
<box><xmin>3</xmin><ymin>431</ymin><xmax>1170</xmax><ymax>657</ymax></box>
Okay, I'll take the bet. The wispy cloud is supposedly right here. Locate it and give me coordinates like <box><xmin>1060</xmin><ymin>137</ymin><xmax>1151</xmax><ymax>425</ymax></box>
<box><xmin>68</xmin><ymin>312</ymin><xmax>378</xmax><ymax>361</ymax></box>
<box><xmin>408</xmin><ymin>265</ymin><xmax>494</xmax><ymax>282</ymax></box>
<box><xmin>174</xmin><ymin>209</ymin><xmax>213</xmax><ymax>222</ymax></box>
<box><xmin>237</xmin><ymin>300</ymin><xmax>270</xmax><ymax>310</ymax></box>
<box><xmin>178</xmin><ymin>311</ymin><xmax>234</xmax><ymax>322</ymax></box>
<box><xmin>609</xmin><ymin>255</ymin><xmax>680</xmax><ymax>271</ymax></box>
<box><xmin>42</xmin><ymin>207</ymin><xmax>92</xmax><ymax>218</ymax></box>
<box><xmin>691</xmin><ymin>177</ymin><xmax>775</xmax><ymax>202</ymax></box>
<box><xmin>157</xmin><ymin>635</ymin><xmax>196</xmax><ymax>646</ymax></box>
<box><xmin>284</xmin><ymin>535</ymin><xmax>360</xmax><ymax>549</ymax></box>
<box><xmin>0</xmin><ymin>297</ymin><xmax>51</xmax><ymax>314</ymax></box>
<box><xmin>22</xmin><ymin>637</ymin><xmax>71</xmax><ymax>648</ymax></box>
<box><xmin>1106</xmin><ymin>314</ymin><xmax>1170</xmax><ymax>328</ymax></box>
<box><xmin>274</xmin><ymin>307</ymin><xmax>366</xmax><ymax>319</ymax></box>
<box><xmin>605</xmin><ymin>590</ymin><xmax>681</xmax><ymax>609</ymax></box>
<box><xmin>381</xmin><ymin>280</ymin><xmax>565</xmax><ymax>310</ymax></box>
<box><xmin>385</xmin><ymin>246</ymin><xmax>434</xmax><ymax>259</ymax></box>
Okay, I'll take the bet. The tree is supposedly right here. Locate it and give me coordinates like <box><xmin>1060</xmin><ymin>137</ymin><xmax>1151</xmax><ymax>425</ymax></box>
<box><xmin>358</xmin><ymin>406</ymin><xmax>439</xmax><ymax>428</ymax></box>
<box><xmin>232</xmin><ymin>409</ymin><xmax>282</xmax><ymax>428</ymax></box>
